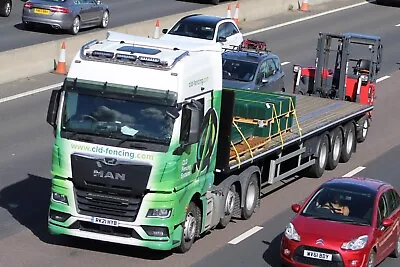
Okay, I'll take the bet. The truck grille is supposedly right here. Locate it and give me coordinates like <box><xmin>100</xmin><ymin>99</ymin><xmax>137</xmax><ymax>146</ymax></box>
<box><xmin>75</xmin><ymin>188</ymin><xmax>141</xmax><ymax>222</ymax></box>
<box><xmin>70</xmin><ymin>153</ymin><xmax>152</xmax><ymax>222</ymax></box>
<box><xmin>293</xmin><ymin>245</ymin><xmax>344</xmax><ymax>267</ymax></box>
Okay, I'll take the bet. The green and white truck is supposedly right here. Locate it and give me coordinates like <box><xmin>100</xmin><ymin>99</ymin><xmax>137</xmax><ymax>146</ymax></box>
<box><xmin>46</xmin><ymin>31</ymin><xmax>374</xmax><ymax>253</ymax></box>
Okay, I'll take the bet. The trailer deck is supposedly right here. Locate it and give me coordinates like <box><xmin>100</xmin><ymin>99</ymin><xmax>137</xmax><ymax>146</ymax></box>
<box><xmin>228</xmin><ymin>93</ymin><xmax>374</xmax><ymax>171</ymax></box>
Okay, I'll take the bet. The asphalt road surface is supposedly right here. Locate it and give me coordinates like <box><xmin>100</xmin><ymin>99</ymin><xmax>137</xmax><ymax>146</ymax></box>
<box><xmin>1</xmin><ymin>0</ymin><xmax>400</xmax><ymax>266</ymax></box>
<box><xmin>0</xmin><ymin>0</ymin><xmax>212</xmax><ymax>52</ymax></box>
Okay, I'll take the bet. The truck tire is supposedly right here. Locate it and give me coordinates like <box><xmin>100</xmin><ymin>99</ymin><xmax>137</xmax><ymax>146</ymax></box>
<box><xmin>340</xmin><ymin>122</ymin><xmax>356</xmax><ymax>163</ymax></box>
<box><xmin>217</xmin><ymin>184</ymin><xmax>236</xmax><ymax>229</ymax></box>
<box><xmin>175</xmin><ymin>201</ymin><xmax>201</xmax><ymax>253</ymax></box>
<box><xmin>356</xmin><ymin>116</ymin><xmax>369</xmax><ymax>143</ymax></box>
<box><xmin>307</xmin><ymin>134</ymin><xmax>329</xmax><ymax>178</ymax></box>
<box><xmin>241</xmin><ymin>173</ymin><xmax>259</xmax><ymax>220</ymax></box>
<box><xmin>326</xmin><ymin>129</ymin><xmax>343</xmax><ymax>170</ymax></box>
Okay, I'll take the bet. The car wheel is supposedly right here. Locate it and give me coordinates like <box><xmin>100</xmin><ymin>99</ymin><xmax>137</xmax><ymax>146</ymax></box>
<box><xmin>0</xmin><ymin>0</ymin><xmax>12</xmax><ymax>17</ymax></box>
<box><xmin>100</xmin><ymin>10</ymin><xmax>109</xmax><ymax>28</ymax></box>
<box><xmin>217</xmin><ymin>183</ymin><xmax>236</xmax><ymax>229</ymax></box>
<box><xmin>367</xmin><ymin>250</ymin><xmax>375</xmax><ymax>267</ymax></box>
<box><xmin>241</xmin><ymin>173</ymin><xmax>259</xmax><ymax>220</ymax></box>
<box><xmin>339</xmin><ymin>122</ymin><xmax>356</xmax><ymax>163</ymax></box>
<box><xmin>326</xmin><ymin>128</ymin><xmax>343</xmax><ymax>170</ymax></box>
<box><xmin>356</xmin><ymin>115</ymin><xmax>369</xmax><ymax>143</ymax></box>
<box><xmin>69</xmin><ymin>16</ymin><xmax>80</xmax><ymax>35</ymax></box>
<box><xmin>390</xmin><ymin>234</ymin><xmax>400</xmax><ymax>258</ymax></box>
<box><xmin>174</xmin><ymin>201</ymin><xmax>201</xmax><ymax>253</ymax></box>
<box><xmin>307</xmin><ymin>134</ymin><xmax>329</xmax><ymax>178</ymax></box>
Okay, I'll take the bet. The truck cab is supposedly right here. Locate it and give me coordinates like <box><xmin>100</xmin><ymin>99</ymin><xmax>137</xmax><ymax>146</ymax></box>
<box><xmin>46</xmin><ymin>31</ymin><xmax>223</xmax><ymax>253</ymax></box>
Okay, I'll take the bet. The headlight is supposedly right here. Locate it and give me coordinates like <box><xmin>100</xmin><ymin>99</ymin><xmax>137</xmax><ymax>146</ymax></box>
<box><xmin>360</xmin><ymin>75</ymin><xmax>368</xmax><ymax>82</ymax></box>
<box><xmin>146</xmin><ymin>208</ymin><xmax>172</xmax><ymax>218</ymax></box>
<box><xmin>52</xmin><ymin>192</ymin><xmax>68</xmax><ymax>205</ymax></box>
<box><xmin>293</xmin><ymin>65</ymin><xmax>301</xmax><ymax>73</ymax></box>
<box><xmin>284</xmin><ymin>222</ymin><xmax>301</xmax><ymax>241</ymax></box>
<box><xmin>341</xmin><ymin>235</ymin><xmax>368</xmax><ymax>250</ymax></box>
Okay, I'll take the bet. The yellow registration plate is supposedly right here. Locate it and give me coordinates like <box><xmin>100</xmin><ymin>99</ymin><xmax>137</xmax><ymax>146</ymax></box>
<box><xmin>34</xmin><ymin>8</ymin><xmax>50</xmax><ymax>15</ymax></box>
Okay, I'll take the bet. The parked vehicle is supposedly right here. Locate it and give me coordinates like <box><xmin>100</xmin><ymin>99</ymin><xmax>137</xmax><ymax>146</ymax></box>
<box><xmin>160</xmin><ymin>14</ymin><xmax>243</xmax><ymax>50</ymax></box>
<box><xmin>45</xmin><ymin>31</ymin><xmax>375</xmax><ymax>254</ymax></box>
<box><xmin>0</xmin><ymin>0</ymin><xmax>12</xmax><ymax>17</ymax></box>
<box><xmin>22</xmin><ymin>0</ymin><xmax>110</xmax><ymax>35</ymax></box>
<box><xmin>222</xmin><ymin>39</ymin><xmax>285</xmax><ymax>92</ymax></box>
<box><xmin>281</xmin><ymin>177</ymin><xmax>400</xmax><ymax>267</ymax></box>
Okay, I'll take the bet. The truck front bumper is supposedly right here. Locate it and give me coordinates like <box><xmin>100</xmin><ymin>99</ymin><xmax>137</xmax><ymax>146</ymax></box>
<box><xmin>48</xmin><ymin>217</ymin><xmax>183</xmax><ymax>251</ymax></box>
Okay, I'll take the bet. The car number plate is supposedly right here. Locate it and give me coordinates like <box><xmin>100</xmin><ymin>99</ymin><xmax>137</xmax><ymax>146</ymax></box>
<box><xmin>34</xmin><ymin>8</ymin><xmax>50</xmax><ymax>15</ymax></box>
<box><xmin>91</xmin><ymin>217</ymin><xmax>119</xmax><ymax>227</ymax></box>
<box><xmin>303</xmin><ymin>250</ymin><xmax>332</xmax><ymax>261</ymax></box>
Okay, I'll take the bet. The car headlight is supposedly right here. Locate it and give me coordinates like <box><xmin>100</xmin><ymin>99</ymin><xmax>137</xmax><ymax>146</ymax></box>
<box><xmin>284</xmin><ymin>222</ymin><xmax>301</xmax><ymax>241</ymax></box>
<box><xmin>146</xmin><ymin>208</ymin><xmax>172</xmax><ymax>218</ymax></box>
<box><xmin>341</xmin><ymin>235</ymin><xmax>368</xmax><ymax>250</ymax></box>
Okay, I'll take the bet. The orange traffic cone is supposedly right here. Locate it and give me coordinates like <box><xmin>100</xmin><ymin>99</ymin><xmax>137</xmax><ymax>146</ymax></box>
<box><xmin>153</xmin><ymin>20</ymin><xmax>160</xmax><ymax>39</ymax></box>
<box><xmin>233</xmin><ymin>2</ymin><xmax>239</xmax><ymax>25</ymax></box>
<box><xmin>54</xmin><ymin>41</ymin><xmax>67</xmax><ymax>75</ymax></box>
<box><xmin>226</xmin><ymin>4</ymin><xmax>231</xmax><ymax>18</ymax></box>
<box><xmin>299</xmin><ymin>0</ymin><xmax>309</xmax><ymax>12</ymax></box>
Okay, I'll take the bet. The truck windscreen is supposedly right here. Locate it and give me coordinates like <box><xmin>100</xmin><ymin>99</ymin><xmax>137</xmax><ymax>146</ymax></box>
<box><xmin>60</xmin><ymin>79</ymin><xmax>178</xmax><ymax>146</ymax></box>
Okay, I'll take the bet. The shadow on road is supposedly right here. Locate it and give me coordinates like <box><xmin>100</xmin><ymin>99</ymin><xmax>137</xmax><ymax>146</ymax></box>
<box><xmin>14</xmin><ymin>23</ymin><xmax>96</xmax><ymax>35</ymax></box>
<box><xmin>366</xmin><ymin>0</ymin><xmax>400</xmax><ymax>7</ymax></box>
<box><xmin>262</xmin><ymin>232</ymin><xmax>284</xmax><ymax>267</ymax></box>
<box><xmin>0</xmin><ymin>174</ymin><xmax>172</xmax><ymax>260</ymax></box>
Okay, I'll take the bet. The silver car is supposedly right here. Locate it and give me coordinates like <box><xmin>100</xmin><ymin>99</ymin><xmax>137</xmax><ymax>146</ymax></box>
<box><xmin>22</xmin><ymin>0</ymin><xmax>109</xmax><ymax>35</ymax></box>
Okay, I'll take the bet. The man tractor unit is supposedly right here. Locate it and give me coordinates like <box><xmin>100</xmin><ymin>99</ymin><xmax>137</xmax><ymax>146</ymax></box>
<box><xmin>46</xmin><ymin>31</ymin><xmax>376</xmax><ymax>253</ymax></box>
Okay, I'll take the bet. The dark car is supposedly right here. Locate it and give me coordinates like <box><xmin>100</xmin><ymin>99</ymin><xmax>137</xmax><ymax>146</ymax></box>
<box><xmin>22</xmin><ymin>0</ymin><xmax>109</xmax><ymax>35</ymax></box>
<box><xmin>222</xmin><ymin>40</ymin><xmax>285</xmax><ymax>92</ymax></box>
<box><xmin>281</xmin><ymin>177</ymin><xmax>400</xmax><ymax>267</ymax></box>
<box><xmin>0</xmin><ymin>0</ymin><xmax>12</xmax><ymax>17</ymax></box>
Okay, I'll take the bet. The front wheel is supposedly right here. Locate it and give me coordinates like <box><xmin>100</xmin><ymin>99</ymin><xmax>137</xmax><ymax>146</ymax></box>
<box><xmin>99</xmin><ymin>10</ymin><xmax>109</xmax><ymax>28</ymax></box>
<box><xmin>217</xmin><ymin>184</ymin><xmax>236</xmax><ymax>229</ymax></box>
<box><xmin>0</xmin><ymin>0</ymin><xmax>11</xmax><ymax>17</ymax></box>
<box><xmin>175</xmin><ymin>201</ymin><xmax>201</xmax><ymax>253</ymax></box>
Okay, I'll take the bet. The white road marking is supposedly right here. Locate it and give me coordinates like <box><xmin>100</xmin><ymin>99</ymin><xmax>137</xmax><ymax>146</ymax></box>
<box><xmin>228</xmin><ymin>226</ymin><xmax>263</xmax><ymax>245</ymax></box>
<box><xmin>0</xmin><ymin>83</ymin><xmax>63</xmax><ymax>104</ymax></box>
<box><xmin>281</xmin><ymin>61</ymin><xmax>290</xmax><ymax>66</ymax></box>
<box><xmin>395</xmin><ymin>24</ymin><xmax>400</xmax><ymax>27</ymax></box>
<box><xmin>243</xmin><ymin>1</ymin><xmax>370</xmax><ymax>36</ymax></box>
<box><xmin>342</xmin><ymin>166</ymin><xmax>366</xmax><ymax>177</ymax></box>
<box><xmin>0</xmin><ymin>0</ymin><xmax>373</xmax><ymax>104</ymax></box>
<box><xmin>376</xmin><ymin>75</ymin><xmax>390</xmax><ymax>83</ymax></box>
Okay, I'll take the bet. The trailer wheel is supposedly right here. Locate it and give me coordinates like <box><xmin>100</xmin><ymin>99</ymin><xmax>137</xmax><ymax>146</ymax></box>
<box><xmin>307</xmin><ymin>134</ymin><xmax>329</xmax><ymax>178</ymax></box>
<box><xmin>217</xmin><ymin>184</ymin><xmax>236</xmax><ymax>229</ymax></box>
<box><xmin>340</xmin><ymin>122</ymin><xmax>356</xmax><ymax>163</ymax></box>
<box><xmin>241</xmin><ymin>173</ymin><xmax>259</xmax><ymax>220</ymax></box>
<box><xmin>356</xmin><ymin>116</ymin><xmax>369</xmax><ymax>143</ymax></box>
<box><xmin>175</xmin><ymin>201</ymin><xmax>201</xmax><ymax>253</ymax></box>
<box><xmin>326</xmin><ymin>129</ymin><xmax>343</xmax><ymax>170</ymax></box>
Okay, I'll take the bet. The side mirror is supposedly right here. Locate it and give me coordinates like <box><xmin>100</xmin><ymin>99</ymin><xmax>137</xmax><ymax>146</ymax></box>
<box><xmin>382</xmin><ymin>218</ymin><xmax>394</xmax><ymax>228</ymax></box>
<box><xmin>291</xmin><ymin>204</ymin><xmax>301</xmax><ymax>213</ymax></box>
<box><xmin>174</xmin><ymin>100</ymin><xmax>203</xmax><ymax>155</ymax></box>
<box><xmin>47</xmin><ymin>89</ymin><xmax>61</xmax><ymax>129</ymax></box>
<box><xmin>162</xmin><ymin>28</ymin><xmax>168</xmax><ymax>34</ymax></box>
<box><xmin>217</xmin><ymin>36</ymin><xmax>227</xmax><ymax>43</ymax></box>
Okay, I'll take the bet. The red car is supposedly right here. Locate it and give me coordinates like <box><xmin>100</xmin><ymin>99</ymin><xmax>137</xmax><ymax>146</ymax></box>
<box><xmin>280</xmin><ymin>177</ymin><xmax>400</xmax><ymax>267</ymax></box>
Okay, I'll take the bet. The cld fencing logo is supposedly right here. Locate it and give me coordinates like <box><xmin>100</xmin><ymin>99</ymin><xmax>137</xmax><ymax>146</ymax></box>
<box><xmin>189</xmin><ymin>77</ymin><xmax>209</xmax><ymax>88</ymax></box>
<box><xmin>195</xmin><ymin>108</ymin><xmax>218</xmax><ymax>174</ymax></box>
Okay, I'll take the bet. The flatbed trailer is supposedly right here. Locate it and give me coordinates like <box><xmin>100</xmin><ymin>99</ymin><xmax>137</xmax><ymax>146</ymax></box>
<box><xmin>214</xmin><ymin>90</ymin><xmax>373</xmax><ymax>191</ymax></box>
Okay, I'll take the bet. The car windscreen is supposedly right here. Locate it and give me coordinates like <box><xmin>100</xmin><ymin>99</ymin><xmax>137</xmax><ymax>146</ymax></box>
<box><xmin>223</xmin><ymin>58</ymin><xmax>258</xmax><ymax>82</ymax></box>
<box><xmin>168</xmin><ymin>21</ymin><xmax>215</xmax><ymax>40</ymax></box>
<box><xmin>300</xmin><ymin>185</ymin><xmax>376</xmax><ymax>226</ymax></box>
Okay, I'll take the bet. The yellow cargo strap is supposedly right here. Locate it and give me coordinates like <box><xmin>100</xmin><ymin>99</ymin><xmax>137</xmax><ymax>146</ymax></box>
<box><xmin>232</xmin><ymin>121</ymin><xmax>254</xmax><ymax>163</ymax></box>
